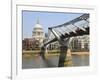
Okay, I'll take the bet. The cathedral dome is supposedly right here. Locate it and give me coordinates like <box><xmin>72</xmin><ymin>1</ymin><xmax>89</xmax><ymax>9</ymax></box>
<box><xmin>34</xmin><ymin>23</ymin><xmax>43</xmax><ymax>29</ymax></box>
<box><xmin>33</xmin><ymin>18</ymin><xmax>43</xmax><ymax>30</ymax></box>
<box><xmin>32</xmin><ymin>18</ymin><xmax>44</xmax><ymax>46</ymax></box>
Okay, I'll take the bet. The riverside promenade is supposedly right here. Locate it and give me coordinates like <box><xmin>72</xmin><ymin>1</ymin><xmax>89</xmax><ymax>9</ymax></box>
<box><xmin>22</xmin><ymin>50</ymin><xmax>89</xmax><ymax>56</ymax></box>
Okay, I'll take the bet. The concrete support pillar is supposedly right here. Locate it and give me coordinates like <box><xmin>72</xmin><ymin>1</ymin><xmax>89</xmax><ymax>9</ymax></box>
<box><xmin>40</xmin><ymin>46</ymin><xmax>46</xmax><ymax>60</ymax></box>
<box><xmin>45</xmin><ymin>45</ymin><xmax>49</xmax><ymax>59</ymax></box>
<box><xmin>67</xmin><ymin>49</ymin><xmax>72</xmax><ymax>58</ymax></box>
<box><xmin>58</xmin><ymin>46</ymin><xmax>68</xmax><ymax>67</ymax></box>
<box><xmin>64</xmin><ymin>49</ymin><xmax>73</xmax><ymax>66</ymax></box>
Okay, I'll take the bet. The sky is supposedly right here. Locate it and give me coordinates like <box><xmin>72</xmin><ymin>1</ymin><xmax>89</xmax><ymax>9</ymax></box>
<box><xmin>22</xmin><ymin>10</ymin><xmax>84</xmax><ymax>38</ymax></box>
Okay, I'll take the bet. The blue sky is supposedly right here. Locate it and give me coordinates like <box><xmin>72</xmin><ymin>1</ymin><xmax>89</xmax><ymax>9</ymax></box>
<box><xmin>22</xmin><ymin>10</ymin><xmax>83</xmax><ymax>38</ymax></box>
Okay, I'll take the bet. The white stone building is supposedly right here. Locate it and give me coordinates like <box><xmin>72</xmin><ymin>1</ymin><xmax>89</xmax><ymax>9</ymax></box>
<box><xmin>32</xmin><ymin>18</ymin><xmax>44</xmax><ymax>46</ymax></box>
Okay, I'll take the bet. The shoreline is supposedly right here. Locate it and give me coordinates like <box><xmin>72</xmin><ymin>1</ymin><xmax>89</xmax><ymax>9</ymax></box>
<box><xmin>22</xmin><ymin>50</ymin><xmax>89</xmax><ymax>57</ymax></box>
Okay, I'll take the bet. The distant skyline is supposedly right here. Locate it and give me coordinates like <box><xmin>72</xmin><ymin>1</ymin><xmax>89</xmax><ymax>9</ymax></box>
<box><xmin>22</xmin><ymin>10</ymin><xmax>84</xmax><ymax>38</ymax></box>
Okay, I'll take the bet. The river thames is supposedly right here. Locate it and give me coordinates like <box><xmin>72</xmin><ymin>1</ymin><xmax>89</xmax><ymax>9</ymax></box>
<box><xmin>22</xmin><ymin>52</ymin><xmax>89</xmax><ymax>69</ymax></box>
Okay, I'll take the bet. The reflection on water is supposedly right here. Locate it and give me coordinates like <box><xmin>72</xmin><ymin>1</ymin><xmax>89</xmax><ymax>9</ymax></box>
<box><xmin>72</xmin><ymin>55</ymin><xmax>89</xmax><ymax>66</ymax></box>
<box><xmin>22</xmin><ymin>54</ymin><xmax>89</xmax><ymax>69</ymax></box>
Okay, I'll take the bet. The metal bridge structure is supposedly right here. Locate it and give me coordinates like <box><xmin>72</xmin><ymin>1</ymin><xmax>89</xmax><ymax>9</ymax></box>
<box><xmin>40</xmin><ymin>13</ymin><xmax>89</xmax><ymax>67</ymax></box>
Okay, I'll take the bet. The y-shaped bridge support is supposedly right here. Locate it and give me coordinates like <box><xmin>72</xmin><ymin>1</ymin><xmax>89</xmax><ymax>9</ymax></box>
<box><xmin>58</xmin><ymin>38</ymin><xmax>70</xmax><ymax>67</ymax></box>
<box><xmin>49</xmin><ymin>28</ymin><xmax>70</xmax><ymax>67</ymax></box>
<box><xmin>40</xmin><ymin>45</ymin><xmax>46</xmax><ymax>60</ymax></box>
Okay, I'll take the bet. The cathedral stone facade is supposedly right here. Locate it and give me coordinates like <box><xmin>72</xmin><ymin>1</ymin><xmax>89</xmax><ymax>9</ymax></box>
<box><xmin>32</xmin><ymin>18</ymin><xmax>44</xmax><ymax>46</ymax></box>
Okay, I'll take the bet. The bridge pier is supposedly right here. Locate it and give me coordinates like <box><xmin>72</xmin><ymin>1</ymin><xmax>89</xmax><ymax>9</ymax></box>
<box><xmin>58</xmin><ymin>38</ymin><xmax>70</xmax><ymax>67</ymax></box>
<box><xmin>58</xmin><ymin>45</ymin><xmax>68</xmax><ymax>67</ymax></box>
<box><xmin>64</xmin><ymin>49</ymin><xmax>73</xmax><ymax>67</ymax></box>
<box><xmin>40</xmin><ymin>46</ymin><xmax>46</xmax><ymax>60</ymax></box>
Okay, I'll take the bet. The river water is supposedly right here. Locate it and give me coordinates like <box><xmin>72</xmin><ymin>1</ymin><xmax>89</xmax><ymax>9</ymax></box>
<box><xmin>22</xmin><ymin>54</ymin><xmax>89</xmax><ymax>69</ymax></box>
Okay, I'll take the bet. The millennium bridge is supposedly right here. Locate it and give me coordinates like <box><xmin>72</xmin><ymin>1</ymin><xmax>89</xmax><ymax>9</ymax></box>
<box><xmin>40</xmin><ymin>14</ymin><xmax>89</xmax><ymax>67</ymax></box>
